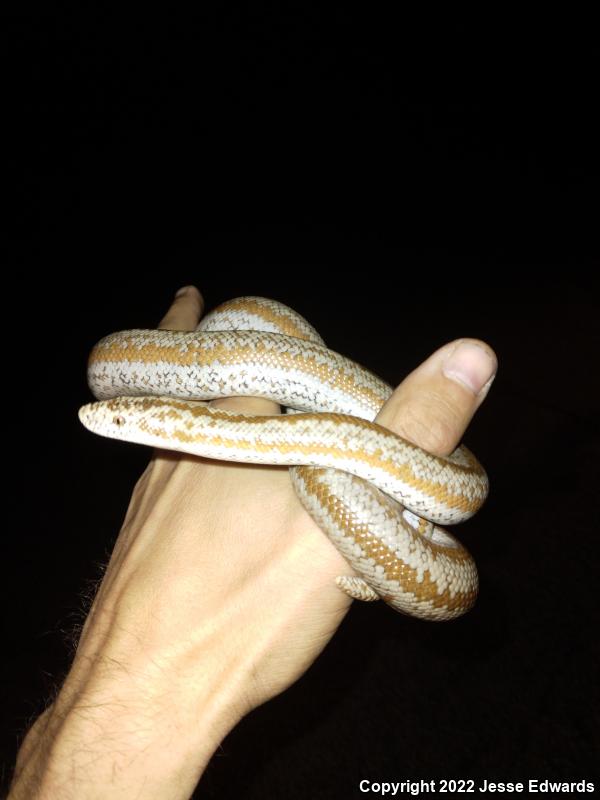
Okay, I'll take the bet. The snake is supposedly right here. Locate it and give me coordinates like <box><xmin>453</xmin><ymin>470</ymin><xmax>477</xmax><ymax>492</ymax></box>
<box><xmin>78</xmin><ymin>296</ymin><xmax>488</xmax><ymax>621</ymax></box>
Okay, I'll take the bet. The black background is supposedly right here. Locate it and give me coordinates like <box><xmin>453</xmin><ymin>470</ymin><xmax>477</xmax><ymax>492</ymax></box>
<box><xmin>4</xmin><ymin>7</ymin><xmax>599</xmax><ymax>798</ymax></box>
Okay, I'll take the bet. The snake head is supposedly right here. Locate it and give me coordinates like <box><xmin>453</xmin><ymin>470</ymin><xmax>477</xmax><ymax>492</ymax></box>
<box><xmin>78</xmin><ymin>396</ymin><xmax>162</xmax><ymax>444</ymax></box>
<box><xmin>78</xmin><ymin>395</ymin><xmax>218</xmax><ymax>452</ymax></box>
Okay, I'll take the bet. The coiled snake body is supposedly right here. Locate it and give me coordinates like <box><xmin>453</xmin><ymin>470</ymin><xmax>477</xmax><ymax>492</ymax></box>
<box><xmin>79</xmin><ymin>296</ymin><xmax>488</xmax><ymax>621</ymax></box>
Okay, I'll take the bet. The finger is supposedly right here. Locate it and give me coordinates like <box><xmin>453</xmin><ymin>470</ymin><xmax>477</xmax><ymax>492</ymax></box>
<box><xmin>158</xmin><ymin>285</ymin><xmax>204</xmax><ymax>332</ymax></box>
<box><xmin>209</xmin><ymin>395</ymin><xmax>281</xmax><ymax>416</ymax></box>
<box><xmin>376</xmin><ymin>338</ymin><xmax>498</xmax><ymax>457</ymax></box>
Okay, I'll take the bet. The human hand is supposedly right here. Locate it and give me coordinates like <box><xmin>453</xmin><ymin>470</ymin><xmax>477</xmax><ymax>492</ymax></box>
<box><xmin>9</xmin><ymin>286</ymin><xmax>497</xmax><ymax>800</ymax></box>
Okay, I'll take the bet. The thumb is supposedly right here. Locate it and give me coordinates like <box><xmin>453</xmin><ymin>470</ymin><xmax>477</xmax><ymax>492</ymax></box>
<box><xmin>376</xmin><ymin>338</ymin><xmax>498</xmax><ymax>456</ymax></box>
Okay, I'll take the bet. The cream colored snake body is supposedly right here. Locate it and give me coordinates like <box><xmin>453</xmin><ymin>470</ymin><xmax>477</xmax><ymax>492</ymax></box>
<box><xmin>78</xmin><ymin>296</ymin><xmax>488</xmax><ymax>621</ymax></box>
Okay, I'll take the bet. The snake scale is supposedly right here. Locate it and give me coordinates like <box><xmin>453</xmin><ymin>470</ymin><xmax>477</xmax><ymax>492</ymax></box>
<box><xmin>78</xmin><ymin>296</ymin><xmax>488</xmax><ymax>621</ymax></box>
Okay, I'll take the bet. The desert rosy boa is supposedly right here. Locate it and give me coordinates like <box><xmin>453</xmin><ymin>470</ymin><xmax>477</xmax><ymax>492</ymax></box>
<box><xmin>78</xmin><ymin>296</ymin><xmax>488</xmax><ymax>621</ymax></box>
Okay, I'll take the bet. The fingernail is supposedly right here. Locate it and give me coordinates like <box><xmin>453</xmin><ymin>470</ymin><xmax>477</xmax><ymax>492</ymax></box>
<box><xmin>442</xmin><ymin>342</ymin><xmax>497</xmax><ymax>395</ymax></box>
<box><xmin>175</xmin><ymin>285</ymin><xmax>194</xmax><ymax>298</ymax></box>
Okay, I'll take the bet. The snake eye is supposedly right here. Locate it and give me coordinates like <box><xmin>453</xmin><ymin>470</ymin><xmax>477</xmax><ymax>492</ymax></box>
<box><xmin>113</xmin><ymin>415</ymin><xmax>126</xmax><ymax>427</ymax></box>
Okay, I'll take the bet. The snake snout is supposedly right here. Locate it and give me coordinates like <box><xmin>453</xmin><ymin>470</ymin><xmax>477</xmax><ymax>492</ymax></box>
<box><xmin>78</xmin><ymin>402</ymin><xmax>104</xmax><ymax>434</ymax></box>
<box><xmin>78</xmin><ymin>403</ymin><xmax>94</xmax><ymax>430</ymax></box>
<box><xmin>78</xmin><ymin>401</ymin><xmax>121</xmax><ymax>435</ymax></box>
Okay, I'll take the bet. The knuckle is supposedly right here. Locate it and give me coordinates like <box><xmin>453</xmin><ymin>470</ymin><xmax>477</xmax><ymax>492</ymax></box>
<box><xmin>400</xmin><ymin>393</ymin><xmax>462</xmax><ymax>455</ymax></box>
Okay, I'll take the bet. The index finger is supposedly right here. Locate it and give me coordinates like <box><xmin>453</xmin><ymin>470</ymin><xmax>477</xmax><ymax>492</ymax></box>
<box><xmin>158</xmin><ymin>285</ymin><xmax>204</xmax><ymax>331</ymax></box>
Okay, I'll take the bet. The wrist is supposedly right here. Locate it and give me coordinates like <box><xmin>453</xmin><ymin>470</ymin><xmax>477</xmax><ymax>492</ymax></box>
<box><xmin>9</xmin><ymin>653</ymin><xmax>242</xmax><ymax>800</ymax></box>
